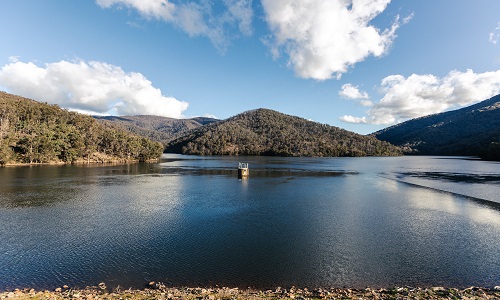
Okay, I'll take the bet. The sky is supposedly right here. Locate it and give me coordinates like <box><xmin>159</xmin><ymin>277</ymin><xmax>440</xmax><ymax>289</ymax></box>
<box><xmin>1</xmin><ymin>0</ymin><xmax>500</xmax><ymax>134</ymax></box>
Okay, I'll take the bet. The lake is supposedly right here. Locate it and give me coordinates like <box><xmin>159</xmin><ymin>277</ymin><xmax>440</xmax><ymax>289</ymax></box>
<box><xmin>0</xmin><ymin>155</ymin><xmax>499</xmax><ymax>290</ymax></box>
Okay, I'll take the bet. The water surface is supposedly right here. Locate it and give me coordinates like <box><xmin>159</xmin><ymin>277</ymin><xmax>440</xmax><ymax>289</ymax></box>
<box><xmin>0</xmin><ymin>155</ymin><xmax>499</xmax><ymax>290</ymax></box>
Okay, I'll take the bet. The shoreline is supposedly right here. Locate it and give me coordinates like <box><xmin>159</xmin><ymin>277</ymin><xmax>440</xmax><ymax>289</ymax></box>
<box><xmin>1</xmin><ymin>158</ymin><xmax>160</xmax><ymax>167</ymax></box>
<box><xmin>2</xmin><ymin>284</ymin><xmax>500</xmax><ymax>299</ymax></box>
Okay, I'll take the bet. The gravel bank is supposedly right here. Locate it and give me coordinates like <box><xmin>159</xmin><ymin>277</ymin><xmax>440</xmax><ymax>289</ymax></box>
<box><xmin>2</xmin><ymin>283</ymin><xmax>500</xmax><ymax>300</ymax></box>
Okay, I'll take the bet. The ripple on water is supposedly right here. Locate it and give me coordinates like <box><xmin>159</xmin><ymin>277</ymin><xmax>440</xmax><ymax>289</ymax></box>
<box><xmin>0</xmin><ymin>156</ymin><xmax>499</xmax><ymax>290</ymax></box>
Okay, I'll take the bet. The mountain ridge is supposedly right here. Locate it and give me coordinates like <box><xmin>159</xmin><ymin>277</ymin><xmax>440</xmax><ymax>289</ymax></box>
<box><xmin>165</xmin><ymin>108</ymin><xmax>402</xmax><ymax>157</ymax></box>
<box><xmin>4</xmin><ymin>90</ymin><xmax>498</xmax><ymax>161</ymax></box>
<box><xmin>94</xmin><ymin>115</ymin><xmax>218</xmax><ymax>146</ymax></box>
<box><xmin>372</xmin><ymin>94</ymin><xmax>500</xmax><ymax>160</ymax></box>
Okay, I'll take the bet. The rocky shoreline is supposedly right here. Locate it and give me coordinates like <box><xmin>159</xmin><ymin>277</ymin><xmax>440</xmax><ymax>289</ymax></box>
<box><xmin>2</xmin><ymin>283</ymin><xmax>500</xmax><ymax>299</ymax></box>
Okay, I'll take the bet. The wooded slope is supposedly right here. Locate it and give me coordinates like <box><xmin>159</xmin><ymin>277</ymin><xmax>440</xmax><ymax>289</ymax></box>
<box><xmin>166</xmin><ymin>108</ymin><xmax>402</xmax><ymax>157</ymax></box>
<box><xmin>0</xmin><ymin>92</ymin><xmax>163</xmax><ymax>165</ymax></box>
<box><xmin>372</xmin><ymin>94</ymin><xmax>500</xmax><ymax>160</ymax></box>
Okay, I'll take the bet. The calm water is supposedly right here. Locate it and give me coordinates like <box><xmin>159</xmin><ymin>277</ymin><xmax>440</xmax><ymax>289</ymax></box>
<box><xmin>0</xmin><ymin>155</ymin><xmax>499</xmax><ymax>290</ymax></box>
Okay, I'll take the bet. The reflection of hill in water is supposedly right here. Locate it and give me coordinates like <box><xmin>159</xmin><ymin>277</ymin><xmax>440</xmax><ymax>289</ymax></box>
<box><xmin>158</xmin><ymin>166</ymin><xmax>357</xmax><ymax>178</ymax></box>
<box><xmin>398</xmin><ymin>171</ymin><xmax>500</xmax><ymax>184</ymax></box>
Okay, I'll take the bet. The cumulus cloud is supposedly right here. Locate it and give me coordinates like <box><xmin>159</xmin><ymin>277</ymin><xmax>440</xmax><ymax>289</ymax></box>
<box><xmin>339</xmin><ymin>83</ymin><xmax>369</xmax><ymax>99</ymax></box>
<box><xmin>339</xmin><ymin>83</ymin><xmax>373</xmax><ymax>107</ymax></box>
<box><xmin>96</xmin><ymin>0</ymin><xmax>253</xmax><ymax>52</ymax></box>
<box><xmin>261</xmin><ymin>0</ymin><xmax>407</xmax><ymax>80</ymax></box>
<box><xmin>339</xmin><ymin>115</ymin><xmax>367</xmax><ymax>124</ymax></box>
<box><xmin>340</xmin><ymin>69</ymin><xmax>500</xmax><ymax>125</ymax></box>
<box><xmin>0</xmin><ymin>59</ymin><xmax>188</xmax><ymax>118</ymax></box>
<box><xmin>490</xmin><ymin>22</ymin><xmax>500</xmax><ymax>45</ymax></box>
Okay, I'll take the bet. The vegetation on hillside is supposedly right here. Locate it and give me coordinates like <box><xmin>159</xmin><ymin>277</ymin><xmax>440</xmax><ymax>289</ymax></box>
<box><xmin>0</xmin><ymin>92</ymin><xmax>163</xmax><ymax>165</ymax></box>
<box><xmin>94</xmin><ymin>115</ymin><xmax>218</xmax><ymax>146</ymax></box>
<box><xmin>166</xmin><ymin>108</ymin><xmax>402</xmax><ymax>157</ymax></box>
<box><xmin>373</xmin><ymin>94</ymin><xmax>500</xmax><ymax>161</ymax></box>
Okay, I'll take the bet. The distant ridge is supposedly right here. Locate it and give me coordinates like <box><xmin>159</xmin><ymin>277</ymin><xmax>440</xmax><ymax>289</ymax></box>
<box><xmin>372</xmin><ymin>94</ymin><xmax>500</xmax><ymax>160</ymax></box>
<box><xmin>94</xmin><ymin>115</ymin><xmax>218</xmax><ymax>146</ymax></box>
<box><xmin>166</xmin><ymin>108</ymin><xmax>402</xmax><ymax>157</ymax></box>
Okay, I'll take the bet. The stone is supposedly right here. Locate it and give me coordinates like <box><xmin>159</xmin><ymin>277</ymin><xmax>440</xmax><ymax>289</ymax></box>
<box><xmin>55</xmin><ymin>287</ymin><xmax>62</xmax><ymax>292</ymax></box>
<box><xmin>494</xmin><ymin>286</ymin><xmax>500</xmax><ymax>291</ymax></box>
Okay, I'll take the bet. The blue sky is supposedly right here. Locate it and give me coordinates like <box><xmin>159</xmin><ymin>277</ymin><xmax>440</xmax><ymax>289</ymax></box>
<box><xmin>1</xmin><ymin>0</ymin><xmax>499</xmax><ymax>134</ymax></box>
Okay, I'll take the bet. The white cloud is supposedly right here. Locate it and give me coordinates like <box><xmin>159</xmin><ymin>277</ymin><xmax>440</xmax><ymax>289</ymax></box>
<box><xmin>339</xmin><ymin>115</ymin><xmax>367</xmax><ymax>124</ymax></box>
<box><xmin>0</xmin><ymin>59</ymin><xmax>188</xmax><ymax>118</ymax></box>
<box><xmin>339</xmin><ymin>83</ymin><xmax>373</xmax><ymax>107</ymax></box>
<box><xmin>96</xmin><ymin>0</ymin><xmax>253</xmax><ymax>52</ymax></box>
<box><xmin>261</xmin><ymin>0</ymin><xmax>407</xmax><ymax>80</ymax></box>
<box><xmin>8</xmin><ymin>56</ymin><xmax>20</xmax><ymax>63</ymax></box>
<box><xmin>202</xmin><ymin>113</ymin><xmax>218</xmax><ymax>119</ymax></box>
<box><xmin>339</xmin><ymin>83</ymin><xmax>369</xmax><ymax>99</ymax></box>
<box><xmin>340</xmin><ymin>69</ymin><xmax>500</xmax><ymax>125</ymax></box>
<box><xmin>96</xmin><ymin>0</ymin><xmax>176</xmax><ymax>20</ymax></box>
<box><xmin>224</xmin><ymin>0</ymin><xmax>253</xmax><ymax>36</ymax></box>
<box><xmin>359</xmin><ymin>100</ymin><xmax>374</xmax><ymax>107</ymax></box>
<box><xmin>489</xmin><ymin>22</ymin><xmax>500</xmax><ymax>45</ymax></box>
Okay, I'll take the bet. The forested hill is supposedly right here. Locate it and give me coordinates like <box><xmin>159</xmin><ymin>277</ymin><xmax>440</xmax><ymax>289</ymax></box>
<box><xmin>372</xmin><ymin>94</ymin><xmax>500</xmax><ymax>160</ymax></box>
<box><xmin>166</xmin><ymin>108</ymin><xmax>402</xmax><ymax>157</ymax></box>
<box><xmin>0</xmin><ymin>92</ymin><xmax>163</xmax><ymax>165</ymax></box>
<box><xmin>94</xmin><ymin>115</ymin><xmax>218</xmax><ymax>146</ymax></box>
